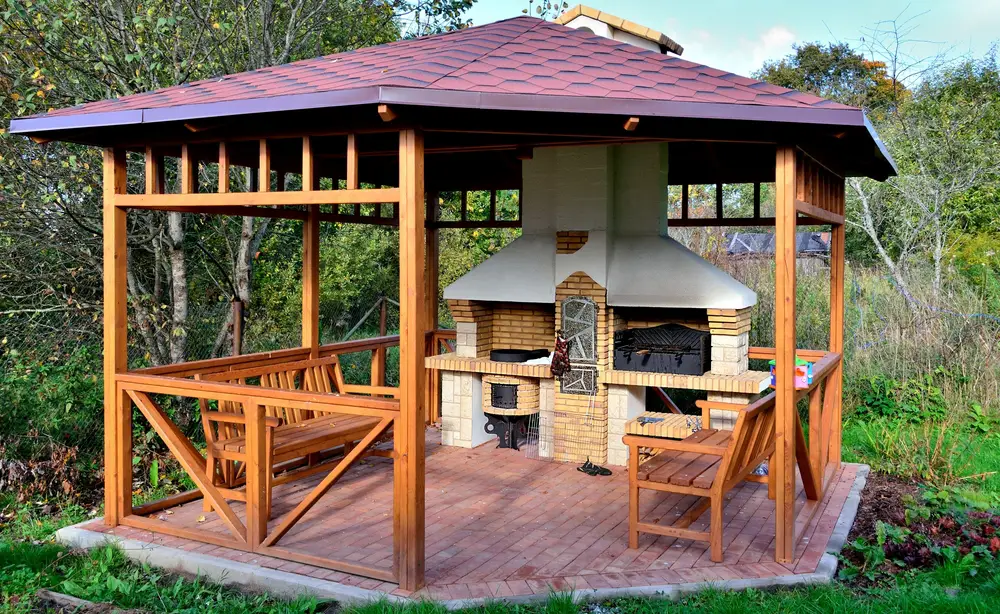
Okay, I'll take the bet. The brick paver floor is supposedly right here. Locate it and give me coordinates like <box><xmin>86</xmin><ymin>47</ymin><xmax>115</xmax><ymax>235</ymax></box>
<box><xmin>83</xmin><ymin>426</ymin><xmax>859</xmax><ymax>599</ymax></box>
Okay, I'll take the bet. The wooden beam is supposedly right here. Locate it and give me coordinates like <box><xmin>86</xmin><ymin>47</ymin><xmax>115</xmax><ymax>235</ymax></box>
<box><xmin>103</xmin><ymin>148</ymin><xmax>130</xmax><ymax>526</ymax></box>
<box><xmin>261</xmin><ymin>417</ymin><xmax>393</xmax><ymax>547</ymax></box>
<box><xmin>773</xmin><ymin>145</ymin><xmax>797</xmax><ymax>563</ymax></box>
<box><xmin>180</xmin><ymin>144</ymin><xmax>196</xmax><ymax>194</ymax></box>
<box><xmin>259</xmin><ymin>139</ymin><xmax>271</xmax><ymax>192</ymax></box>
<box><xmin>795</xmin><ymin>199</ymin><xmax>844</xmax><ymax>226</ymax></box>
<box><xmin>378</xmin><ymin>104</ymin><xmax>397</xmax><ymax>123</ymax></box>
<box><xmin>144</xmin><ymin>147</ymin><xmax>163</xmax><ymax>195</ymax></box>
<box><xmin>218</xmin><ymin>142</ymin><xmax>230</xmax><ymax>193</ymax></box>
<box><xmin>114</xmin><ymin>188</ymin><xmax>400</xmax><ymax>208</ymax></box>
<box><xmin>396</xmin><ymin>129</ymin><xmax>426</xmax><ymax>592</ymax></box>
<box><xmin>623</xmin><ymin>117</ymin><xmax>640</xmax><ymax>131</ymax></box>
<box><xmin>123</xmin><ymin>204</ymin><xmax>308</xmax><ymax>220</ymax></box>
<box><xmin>667</xmin><ymin>215</ymin><xmax>829</xmax><ymax>228</ymax></box>
<box><xmin>346</xmin><ymin>134</ymin><xmax>359</xmax><ymax>190</ymax></box>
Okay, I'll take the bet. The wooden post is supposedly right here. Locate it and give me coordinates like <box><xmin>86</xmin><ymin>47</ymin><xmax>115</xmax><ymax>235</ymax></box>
<box><xmin>259</xmin><ymin>140</ymin><xmax>271</xmax><ymax>192</ymax></box>
<box><xmin>232</xmin><ymin>299</ymin><xmax>243</xmax><ymax>356</ymax></box>
<box><xmin>103</xmin><ymin>148</ymin><xmax>131</xmax><ymax>525</ymax></box>
<box><xmin>425</xmin><ymin>192</ymin><xmax>440</xmax><ymax>424</ymax></box>
<box><xmin>244</xmin><ymin>400</ymin><xmax>267</xmax><ymax>549</ymax></box>
<box><xmin>302</xmin><ymin>137</ymin><xmax>320</xmax><ymax>358</ymax></box>
<box><xmin>774</xmin><ymin>145</ymin><xmax>797</xmax><ymax>562</ymax></box>
<box><xmin>395</xmin><ymin>129</ymin><xmax>426</xmax><ymax>591</ymax></box>
<box><xmin>828</xmin><ymin>180</ymin><xmax>846</xmax><ymax>467</ymax></box>
<box><xmin>371</xmin><ymin>299</ymin><xmax>387</xmax><ymax>387</ymax></box>
<box><xmin>218</xmin><ymin>142</ymin><xmax>230</xmax><ymax>193</ymax></box>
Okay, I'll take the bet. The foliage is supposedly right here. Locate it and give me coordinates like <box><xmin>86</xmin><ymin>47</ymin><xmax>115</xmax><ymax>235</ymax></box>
<box><xmin>841</xmin><ymin>491</ymin><xmax>1000</xmax><ymax>585</ymax></box>
<box><xmin>754</xmin><ymin>42</ymin><xmax>905</xmax><ymax>109</ymax></box>
<box><xmin>854</xmin><ymin>372</ymin><xmax>949</xmax><ymax>423</ymax></box>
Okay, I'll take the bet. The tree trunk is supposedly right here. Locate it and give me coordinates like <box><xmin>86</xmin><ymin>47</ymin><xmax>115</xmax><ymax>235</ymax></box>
<box><xmin>167</xmin><ymin>212</ymin><xmax>188</xmax><ymax>364</ymax></box>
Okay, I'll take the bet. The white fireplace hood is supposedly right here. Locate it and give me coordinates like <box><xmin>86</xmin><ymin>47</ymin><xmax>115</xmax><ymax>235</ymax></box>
<box><xmin>607</xmin><ymin>235</ymin><xmax>756</xmax><ymax>309</ymax></box>
<box><xmin>443</xmin><ymin>232</ymin><xmax>756</xmax><ymax>310</ymax></box>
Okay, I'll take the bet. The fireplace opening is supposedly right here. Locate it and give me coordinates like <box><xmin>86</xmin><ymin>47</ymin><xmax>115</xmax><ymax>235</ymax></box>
<box><xmin>491</xmin><ymin>383</ymin><xmax>518</xmax><ymax>409</ymax></box>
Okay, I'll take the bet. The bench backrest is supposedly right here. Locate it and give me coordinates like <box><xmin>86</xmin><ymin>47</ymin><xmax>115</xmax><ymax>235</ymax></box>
<box><xmin>715</xmin><ymin>392</ymin><xmax>777</xmax><ymax>491</ymax></box>
<box><xmin>196</xmin><ymin>355</ymin><xmax>347</xmax><ymax>442</ymax></box>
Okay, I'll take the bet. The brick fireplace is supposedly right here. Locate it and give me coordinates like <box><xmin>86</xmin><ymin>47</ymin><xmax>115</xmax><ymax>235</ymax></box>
<box><xmin>427</xmin><ymin>143</ymin><xmax>769</xmax><ymax>466</ymax></box>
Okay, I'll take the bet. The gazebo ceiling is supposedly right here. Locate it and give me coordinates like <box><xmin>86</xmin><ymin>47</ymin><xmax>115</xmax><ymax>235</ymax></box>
<box><xmin>9</xmin><ymin>15</ymin><xmax>896</xmax><ymax>181</ymax></box>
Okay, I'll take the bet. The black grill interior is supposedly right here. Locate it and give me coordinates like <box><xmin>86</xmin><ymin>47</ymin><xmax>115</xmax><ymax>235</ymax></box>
<box><xmin>491</xmin><ymin>383</ymin><xmax>518</xmax><ymax>409</ymax></box>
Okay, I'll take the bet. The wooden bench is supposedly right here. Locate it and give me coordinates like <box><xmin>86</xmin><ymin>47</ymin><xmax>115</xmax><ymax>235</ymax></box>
<box><xmin>196</xmin><ymin>355</ymin><xmax>397</xmax><ymax>519</ymax></box>
<box><xmin>623</xmin><ymin>392</ymin><xmax>776</xmax><ymax>562</ymax></box>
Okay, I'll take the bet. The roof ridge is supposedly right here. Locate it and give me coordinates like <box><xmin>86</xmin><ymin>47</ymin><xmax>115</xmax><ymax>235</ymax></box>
<box><xmin>421</xmin><ymin>17</ymin><xmax>546</xmax><ymax>89</ymax></box>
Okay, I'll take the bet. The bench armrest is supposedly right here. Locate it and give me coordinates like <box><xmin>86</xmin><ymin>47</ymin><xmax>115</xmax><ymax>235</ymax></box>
<box><xmin>622</xmin><ymin>434</ymin><xmax>728</xmax><ymax>456</ymax></box>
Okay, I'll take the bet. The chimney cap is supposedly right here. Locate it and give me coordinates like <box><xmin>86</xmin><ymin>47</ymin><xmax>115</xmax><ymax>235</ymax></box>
<box><xmin>555</xmin><ymin>4</ymin><xmax>684</xmax><ymax>55</ymax></box>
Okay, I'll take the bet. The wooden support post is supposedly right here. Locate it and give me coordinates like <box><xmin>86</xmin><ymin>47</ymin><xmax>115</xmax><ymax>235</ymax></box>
<box><xmin>218</xmin><ymin>142</ymin><xmax>230</xmax><ymax>193</ymax></box>
<box><xmin>144</xmin><ymin>147</ymin><xmax>163</xmax><ymax>195</ymax></box>
<box><xmin>259</xmin><ymin>140</ymin><xmax>271</xmax><ymax>192</ymax></box>
<box><xmin>103</xmin><ymin>148</ymin><xmax>131</xmax><ymax>525</ymax></box>
<box><xmin>774</xmin><ymin>145</ymin><xmax>797</xmax><ymax>563</ymax></box>
<box><xmin>681</xmin><ymin>184</ymin><xmax>689</xmax><ymax>219</ymax></box>
<box><xmin>180</xmin><ymin>144</ymin><xmax>196</xmax><ymax>194</ymax></box>
<box><xmin>715</xmin><ymin>183</ymin><xmax>723</xmax><ymax>219</ymax></box>
<box><xmin>828</xmin><ymin>181</ymin><xmax>846</xmax><ymax>467</ymax></box>
<box><xmin>396</xmin><ymin>129</ymin><xmax>426</xmax><ymax>591</ymax></box>
<box><xmin>302</xmin><ymin>137</ymin><xmax>320</xmax><ymax>358</ymax></box>
<box><xmin>244</xmin><ymin>401</ymin><xmax>267</xmax><ymax>549</ymax></box>
<box><xmin>425</xmin><ymin>191</ymin><xmax>440</xmax><ymax>424</ymax></box>
<box><xmin>346</xmin><ymin>134</ymin><xmax>359</xmax><ymax>190</ymax></box>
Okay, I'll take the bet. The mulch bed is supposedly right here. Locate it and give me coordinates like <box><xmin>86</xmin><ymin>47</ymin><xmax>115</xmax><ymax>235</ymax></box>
<box><xmin>847</xmin><ymin>470</ymin><xmax>920</xmax><ymax>544</ymax></box>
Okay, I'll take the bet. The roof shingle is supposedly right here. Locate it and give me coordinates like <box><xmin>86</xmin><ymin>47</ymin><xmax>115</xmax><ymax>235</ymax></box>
<box><xmin>33</xmin><ymin>16</ymin><xmax>854</xmax><ymax>120</ymax></box>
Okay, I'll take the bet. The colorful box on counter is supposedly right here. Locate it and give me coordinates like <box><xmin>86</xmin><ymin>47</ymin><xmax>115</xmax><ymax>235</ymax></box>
<box><xmin>768</xmin><ymin>357</ymin><xmax>813</xmax><ymax>390</ymax></box>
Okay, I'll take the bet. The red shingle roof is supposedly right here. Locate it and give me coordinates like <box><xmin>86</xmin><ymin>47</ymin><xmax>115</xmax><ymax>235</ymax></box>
<box><xmin>32</xmin><ymin>16</ymin><xmax>853</xmax><ymax>121</ymax></box>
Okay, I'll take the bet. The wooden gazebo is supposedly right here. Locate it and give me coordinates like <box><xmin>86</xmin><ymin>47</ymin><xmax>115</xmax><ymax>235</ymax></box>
<box><xmin>12</xmin><ymin>15</ymin><xmax>894</xmax><ymax>593</ymax></box>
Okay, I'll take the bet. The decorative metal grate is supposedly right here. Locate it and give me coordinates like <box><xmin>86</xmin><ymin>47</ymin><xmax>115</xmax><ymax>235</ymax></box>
<box><xmin>562</xmin><ymin>296</ymin><xmax>597</xmax><ymax>364</ymax></box>
<box><xmin>560</xmin><ymin>366</ymin><xmax>597</xmax><ymax>396</ymax></box>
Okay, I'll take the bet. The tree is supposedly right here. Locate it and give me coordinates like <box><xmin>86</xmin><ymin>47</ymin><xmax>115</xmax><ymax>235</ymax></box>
<box><xmin>754</xmin><ymin>42</ymin><xmax>904</xmax><ymax>111</ymax></box>
<box><xmin>0</xmin><ymin>0</ymin><xmax>476</xmax><ymax>366</ymax></box>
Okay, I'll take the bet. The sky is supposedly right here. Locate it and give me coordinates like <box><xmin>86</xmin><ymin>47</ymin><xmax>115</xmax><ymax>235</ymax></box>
<box><xmin>464</xmin><ymin>0</ymin><xmax>1000</xmax><ymax>79</ymax></box>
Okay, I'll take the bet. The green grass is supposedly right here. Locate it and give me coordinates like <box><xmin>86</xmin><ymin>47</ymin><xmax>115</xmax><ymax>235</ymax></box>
<box><xmin>842</xmin><ymin>420</ymin><xmax>1000</xmax><ymax>498</ymax></box>
<box><xmin>333</xmin><ymin>576</ymin><xmax>1000</xmax><ymax>613</ymax></box>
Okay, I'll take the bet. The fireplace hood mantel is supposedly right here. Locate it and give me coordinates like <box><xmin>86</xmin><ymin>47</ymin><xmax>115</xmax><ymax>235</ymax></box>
<box><xmin>443</xmin><ymin>232</ymin><xmax>756</xmax><ymax>310</ymax></box>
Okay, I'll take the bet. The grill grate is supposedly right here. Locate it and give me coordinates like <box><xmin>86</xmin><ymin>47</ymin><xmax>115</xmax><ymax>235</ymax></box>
<box><xmin>615</xmin><ymin>323</ymin><xmax>708</xmax><ymax>353</ymax></box>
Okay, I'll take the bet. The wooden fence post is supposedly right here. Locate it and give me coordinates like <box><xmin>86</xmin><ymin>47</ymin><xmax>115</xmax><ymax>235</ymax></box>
<box><xmin>774</xmin><ymin>145</ymin><xmax>797</xmax><ymax>562</ymax></box>
<box><xmin>395</xmin><ymin>129</ymin><xmax>426</xmax><ymax>591</ymax></box>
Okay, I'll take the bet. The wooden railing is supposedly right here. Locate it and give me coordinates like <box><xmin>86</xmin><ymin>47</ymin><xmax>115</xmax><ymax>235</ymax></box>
<box><xmin>117</xmin><ymin>330</ymin><xmax>456</xmax><ymax>582</ymax></box>
<box><xmin>749</xmin><ymin>345</ymin><xmax>843</xmax><ymax>548</ymax></box>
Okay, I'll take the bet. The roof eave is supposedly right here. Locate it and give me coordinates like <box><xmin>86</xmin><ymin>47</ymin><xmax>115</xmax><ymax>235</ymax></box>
<box><xmin>11</xmin><ymin>85</ymin><xmax>867</xmax><ymax>136</ymax></box>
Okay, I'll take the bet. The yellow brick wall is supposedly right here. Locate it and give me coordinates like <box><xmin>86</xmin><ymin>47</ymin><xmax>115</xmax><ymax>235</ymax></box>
<box><xmin>556</xmin><ymin>230</ymin><xmax>589</xmax><ymax>254</ymax></box>
<box><xmin>490</xmin><ymin>303</ymin><xmax>555</xmax><ymax>351</ymax></box>
<box><xmin>553</xmin><ymin>271</ymin><xmax>609</xmax><ymax>463</ymax></box>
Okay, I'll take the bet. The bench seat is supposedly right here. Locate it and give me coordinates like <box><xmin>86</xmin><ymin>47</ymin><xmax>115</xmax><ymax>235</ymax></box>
<box><xmin>215</xmin><ymin>412</ymin><xmax>380</xmax><ymax>461</ymax></box>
